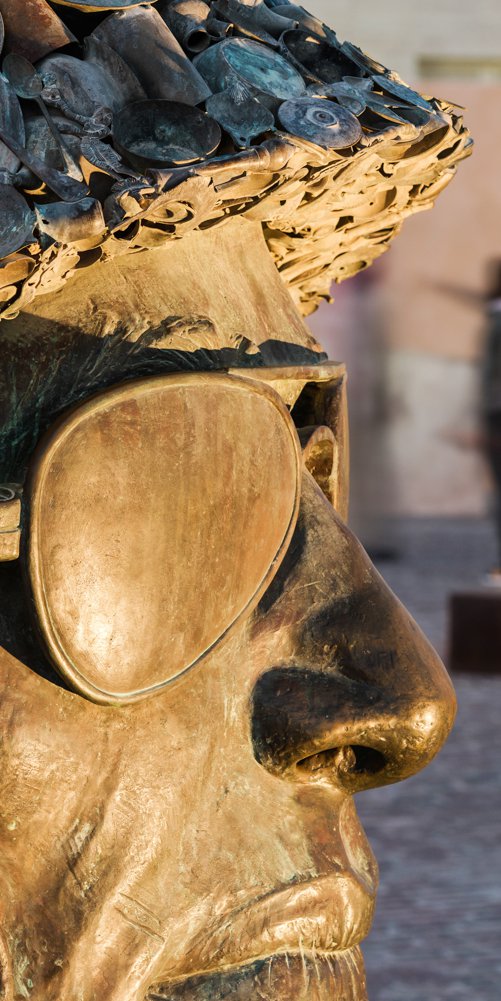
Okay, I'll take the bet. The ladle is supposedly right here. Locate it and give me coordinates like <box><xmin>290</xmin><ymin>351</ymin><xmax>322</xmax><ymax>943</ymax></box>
<box><xmin>3</xmin><ymin>53</ymin><xmax>85</xmax><ymax>181</ymax></box>
<box><xmin>0</xmin><ymin>126</ymin><xmax>89</xmax><ymax>201</ymax></box>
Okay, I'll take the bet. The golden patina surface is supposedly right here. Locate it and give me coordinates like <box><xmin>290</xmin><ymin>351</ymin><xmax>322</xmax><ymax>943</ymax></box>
<box><xmin>0</xmin><ymin>3</ymin><xmax>465</xmax><ymax>1000</ymax></box>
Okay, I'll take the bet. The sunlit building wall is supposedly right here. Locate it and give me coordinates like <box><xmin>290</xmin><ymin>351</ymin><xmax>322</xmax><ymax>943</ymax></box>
<box><xmin>306</xmin><ymin>1</ymin><xmax>501</xmax><ymax>516</ymax></box>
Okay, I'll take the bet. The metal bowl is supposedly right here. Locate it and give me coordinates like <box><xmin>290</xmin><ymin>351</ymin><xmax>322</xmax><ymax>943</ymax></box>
<box><xmin>195</xmin><ymin>38</ymin><xmax>306</xmax><ymax>108</ymax></box>
<box><xmin>113</xmin><ymin>100</ymin><xmax>222</xmax><ymax>169</ymax></box>
<box><xmin>280</xmin><ymin>29</ymin><xmax>362</xmax><ymax>85</ymax></box>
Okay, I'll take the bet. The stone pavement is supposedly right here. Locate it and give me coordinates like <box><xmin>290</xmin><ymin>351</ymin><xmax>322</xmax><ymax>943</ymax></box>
<box><xmin>357</xmin><ymin>518</ymin><xmax>501</xmax><ymax>1001</ymax></box>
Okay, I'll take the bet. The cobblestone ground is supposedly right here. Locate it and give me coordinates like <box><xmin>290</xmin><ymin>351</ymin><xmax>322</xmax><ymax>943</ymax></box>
<box><xmin>358</xmin><ymin>518</ymin><xmax>501</xmax><ymax>1001</ymax></box>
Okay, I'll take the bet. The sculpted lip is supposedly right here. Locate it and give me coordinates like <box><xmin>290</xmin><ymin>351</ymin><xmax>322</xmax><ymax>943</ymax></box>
<box><xmin>226</xmin><ymin>871</ymin><xmax>376</xmax><ymax>954</ymax></box>
<box><xmin>177</xmin><ymin>871</ymin><xmax>376</xmax><ymax>977</ymax></box>
<box><xmin>148</xmin><ymin>948</ymin><xmax>369</xmax><ymax>1001</ymax></box>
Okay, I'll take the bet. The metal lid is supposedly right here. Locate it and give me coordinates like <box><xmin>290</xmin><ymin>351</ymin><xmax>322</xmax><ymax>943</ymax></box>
<box><xmin>278</xmin><ymin>97</ymin><xmax>362</xmax><ymax>149</ymax></box>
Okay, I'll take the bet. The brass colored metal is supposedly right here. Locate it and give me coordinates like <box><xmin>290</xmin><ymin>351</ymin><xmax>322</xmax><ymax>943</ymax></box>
<box><xmin>298</xmin><ymin>424</ymin><xmax>336</xmax><ymax>502</ymax></box>
<box><xmin>0</xmin><ymin>203</ymin><xmax>458</xmax><ymax>1000</ymax></box>
<box><xmin>26</xmin><ymin>373</ymin><xmax>301</xmax><ymax>703</ymax></box>
<box><xmin>0</xmin><ymin>5</ymin><xmax>465</xmax><ymax>998</ymax></box>
<box><xmin>0</xmin><ymin>484</ymin><xmax>21</xmax><ymax>560</ymax></box>
<box><xmin>231</xmin><ymin>361</ymin><xmax>350</xmax><ymax>520</ymax></box>
<box><xmin>34</xmin><ymin>196</ymin><xmax>106</xmax><ymax>248</ymax></box>
<box><xmin>0</xmin><ymin>0</ymin><xmax>469</xmax><ymax>319</ymax></box>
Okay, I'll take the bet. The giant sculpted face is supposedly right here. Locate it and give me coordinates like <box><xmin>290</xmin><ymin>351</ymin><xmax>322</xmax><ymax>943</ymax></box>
<box><xmin>0</xmin><ymin>2</ymin><xmax>467</xmax><ymax>1000</ymax></box>
<box><xmin>0</xmin><ymin>220</ymin><xmax>455</xmax><ymax>1001</ymax></box>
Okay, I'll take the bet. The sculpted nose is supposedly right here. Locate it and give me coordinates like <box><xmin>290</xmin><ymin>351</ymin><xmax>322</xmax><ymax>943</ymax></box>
<box><xmin>251</xmin><ymin>480</ymin><xmax>456</xmax><ymax>794</ymax></box>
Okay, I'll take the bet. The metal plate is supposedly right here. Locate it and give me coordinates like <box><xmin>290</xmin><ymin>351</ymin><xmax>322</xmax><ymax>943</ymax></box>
<box><xmin>309</xmin><ymin>82</ymin><xmax>367</xmax><ymax>116</ymax></box>
<box><xmin>372</xmin><ymin>75</ymin><xmax>434</xmax><ymax>113</ymax></box>
<box><xmin>281</xmin><ymin>28</ymin><xmax>362</xmax><ymax>85</ymax></box>
<box><xmin>113</xmin><ymin>100</ymin><xmax>221</xmax><ymax>168</ymax></box>
<box><xmin>26</xmin><ymin>373</ymin><xmax>301</xmax><ymax>704</ymax></box>
<box><xmin>0</xmin><ymin>184</ymin><xmax>34</xmax><ymax>259</ymax></box>
<box><xmin>198</xmin><ymin>38</ymin><xmax>306</xmax><ymax>102</ymax></box>
<box><xmin>224</xmin><ymin>37</ymin><xmax>306</xmax><ymax>99</ymax></box>
<box><xmin>340</xmin><ymin>40</ymin><xmax>388</xmax><ymax>76</ymax></box>
<box><xmin>278</xmin><ymin>97</ymin><xmax>362</xmax><ymax>149</ymax></box>
<box><xmin>0</xmin><ymin>74</ymin><xmax>25</xmax><ymax>173</ymax></box>
<box><xmin>34</xmin><ymin>197</ymin><xmax>105</xmax><ymax>247</ymax></box>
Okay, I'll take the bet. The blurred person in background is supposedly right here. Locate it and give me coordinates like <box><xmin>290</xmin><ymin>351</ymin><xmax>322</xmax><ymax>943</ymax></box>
<box><xmin>482</xmin><ymin>260</ymin><xmax>501</xmax><ymax>580</ymax></box>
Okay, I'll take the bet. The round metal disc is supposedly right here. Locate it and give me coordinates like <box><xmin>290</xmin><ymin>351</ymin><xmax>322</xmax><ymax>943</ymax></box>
<box><xmin>0</xmin><ymin>185</ymin><xmax>35</xmax><ymax>259</ymax></box>
<box><xmin>365</xmin><ymin>96</ymin><xmax>431</xmax><ymax>127</ymax></box>
<box><xmin>309</xmin><ymin>82</ymin><xmax>367</xmax><ymax>116</ymax></box>
<box><xmin>278</xmin><ymin>97</ymin><xmax>362</xmax><ymax>149</ymax></box>
<box><xmin>372</xmin><ymin>75</ymin><xmax>434</xmax><ymax>113</ymax></box>
<box><xmin>340</xmin><ymin>41</ymin><xmax>388</xmax><ymax>76</ymax></box>
<box><xmin>113</xmin><ymin>100</ymin><xmax>221</xmax><ymax>168</ymax></box>
<box><xmin>223</xmin><ymin>39</ymin><xmax>306</xmax><ymax>101</ymax></box>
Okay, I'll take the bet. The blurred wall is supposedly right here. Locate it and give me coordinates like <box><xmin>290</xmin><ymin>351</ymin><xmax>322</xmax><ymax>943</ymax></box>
<box><xmin>305</xmin><ymin>1</ymin><xmax>501</xmax><ymax>516</ymax></box>
<box><xmin>305</xmin><ymin>1</ymin><xmax>501</xmax><ymax>84</ymax></box>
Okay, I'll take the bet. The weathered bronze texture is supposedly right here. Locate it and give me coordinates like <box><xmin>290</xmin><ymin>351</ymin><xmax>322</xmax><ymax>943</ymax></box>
<box><xmin>113</xmin><ymin>99</ymin><xmax>222</xmax><ymax>167</ymax></box>
<box><xmin>92</xmin><ymin>6</ymin><xmax>212</xmax><ymax>104</ymax></box>
<box><xmin>0</xmin><ymin>4</ymin><xmax>466</xmax><ymax>1000</ymax></box>
<box><xmin>3</xmin><ymin>53</ymin><xmax>86</xmax><ymax>180</ymax></box>
<box><xmin>0</xmin><ymin>184</ymin><xmax>34</xmax><ymax>259</ymax></box>
<box><xmin>0</xmin><ymin>484</ymin><xmax>21</xmax><ymax>560</ymax></box>
<box><xmin>278</xmin><ymin>96</ymin><xmax>363</xmax><ymax>148</ymax></box>
<box><xmin>0</xmin><ymin>0</ymin><xmax>76</xmax><ymax>62</ymax></box>
<box><xmin>26</xmin><ymin>373</ymin><xmax>301</xmax><ymax>703</ymax></box>
<box><xmin>0</xmin><ymin>0</ymin><xmax>470</xmax><ymax>317</ymax></box>
<box><xmin>159</xmin><ymin>0</ymin><xmax>220</xmax><ymax>54</ymax></box>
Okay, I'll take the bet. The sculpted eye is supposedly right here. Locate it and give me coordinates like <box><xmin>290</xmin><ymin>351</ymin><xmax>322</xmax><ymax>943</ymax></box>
<box><xmin>298</xmin><ymin>424</ymin><xmax>336</xmax><ymax>504</ymax></box>
<box><xmin>22</xmin><ymin>375</ymin><xmax>301</xmax><ymax>705</ymax></box>
<box><xmin>228</xmin><ymin>365</ymin><xmax>350</xmax><ymax>519</ymax></box>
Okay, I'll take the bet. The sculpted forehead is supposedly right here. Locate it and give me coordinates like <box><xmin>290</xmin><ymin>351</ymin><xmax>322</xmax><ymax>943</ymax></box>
<box><xmin>0</xmin><ymin>219</ymin><xmax>323</xmax><ymax>480</ymax></box>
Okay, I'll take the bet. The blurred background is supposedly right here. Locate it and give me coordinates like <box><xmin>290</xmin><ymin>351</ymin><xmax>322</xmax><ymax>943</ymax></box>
<box><xmin>303</xmin><ymin>2</ymin><xmax>501</xmax><ymax>999</ymax></box>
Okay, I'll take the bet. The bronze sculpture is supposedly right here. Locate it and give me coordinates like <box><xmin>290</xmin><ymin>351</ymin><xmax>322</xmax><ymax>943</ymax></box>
<box><xmin>0</xmin><ymin>2</ymin><xmax>469</xmax><ymax>999</ymax></box>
